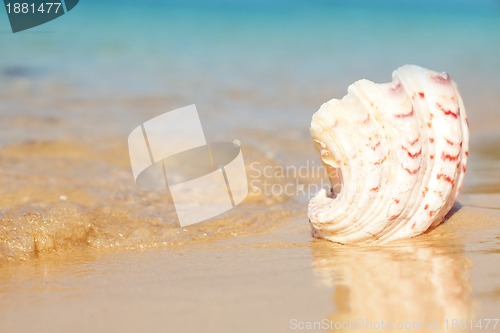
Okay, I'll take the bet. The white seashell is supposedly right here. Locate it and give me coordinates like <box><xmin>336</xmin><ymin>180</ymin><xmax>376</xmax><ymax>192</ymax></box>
<box><xmin>308</xmin><ymin>65</ymin><xmax>469</xmax><ymax>244</ymax></box>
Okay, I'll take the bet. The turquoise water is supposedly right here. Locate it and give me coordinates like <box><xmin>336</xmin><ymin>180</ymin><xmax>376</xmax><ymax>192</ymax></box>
<box><xmin>0</xmin><ymin>0</ymin><xmax>499</xmax><ymax>140</ymax></box>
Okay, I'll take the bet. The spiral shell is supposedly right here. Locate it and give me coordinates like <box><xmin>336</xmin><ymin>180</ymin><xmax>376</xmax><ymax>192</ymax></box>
<box><xmin>308</xmin><ymin>65</ymin><xmax>469</xmax><ymax>244</ymax></box>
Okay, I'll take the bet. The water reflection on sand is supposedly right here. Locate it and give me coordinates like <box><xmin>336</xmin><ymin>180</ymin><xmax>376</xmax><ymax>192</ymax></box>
<box><xmin>312</xmin><ymin>236</ymin><xmax>473</xmax><ymax>333</ymax></box>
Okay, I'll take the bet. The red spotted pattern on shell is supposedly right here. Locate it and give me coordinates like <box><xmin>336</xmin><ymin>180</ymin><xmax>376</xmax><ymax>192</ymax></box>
<box><xmin>308</xmin><ymin>65</ymin><xmax>469</xmax><ymax>244</ymax></box>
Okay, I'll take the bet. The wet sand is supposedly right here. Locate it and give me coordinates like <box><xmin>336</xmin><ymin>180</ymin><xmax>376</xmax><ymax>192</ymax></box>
<box><xmin>0</xmin><ymin>134</ymin><xmax>499</xmax><ymax>332</ymax></box>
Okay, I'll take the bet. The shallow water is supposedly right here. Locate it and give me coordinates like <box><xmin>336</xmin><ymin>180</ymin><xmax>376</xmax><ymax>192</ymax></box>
<box><xmin>1</xmin><ymin>0</ymin><xmax>500</xmax><ymax>332</ymax></box>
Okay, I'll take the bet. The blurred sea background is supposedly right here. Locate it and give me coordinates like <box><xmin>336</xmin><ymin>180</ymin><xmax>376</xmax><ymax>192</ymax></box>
<box><xmin>1</xmin><ymin>0</ymin><xmax>500</xmax><ymax>141</ymax></box>
<box><xmin>0</xmin><ymin>0</ymin><xmax>499</xmax><ymax>332</ymax></box>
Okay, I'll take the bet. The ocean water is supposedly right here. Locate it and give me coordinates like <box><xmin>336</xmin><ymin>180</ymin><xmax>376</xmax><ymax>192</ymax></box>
<box><xmin>1</xmin><ymin>0</ymin><xmax>499</xmax><ymax>137</ymax></box>
<box><xmin>0</xmin><ymin>1</ymin><xmax>500</xmax><ymax>331</ymax></box>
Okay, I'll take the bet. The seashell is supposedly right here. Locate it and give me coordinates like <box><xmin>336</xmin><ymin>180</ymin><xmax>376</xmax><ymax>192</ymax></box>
<box><xmin>308</xmin><ymin>65</ymin><xmax>469</xmax><ymax>244</ymax></box>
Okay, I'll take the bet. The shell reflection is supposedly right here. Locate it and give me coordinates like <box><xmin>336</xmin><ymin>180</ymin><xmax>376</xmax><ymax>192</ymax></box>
<box><xmin>312</xmin><ymin>238</ymin><xmax>473</xmax><ymax>333</ymax></box>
